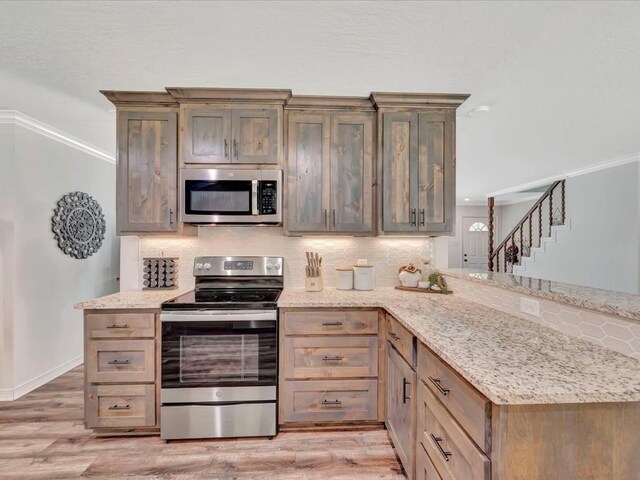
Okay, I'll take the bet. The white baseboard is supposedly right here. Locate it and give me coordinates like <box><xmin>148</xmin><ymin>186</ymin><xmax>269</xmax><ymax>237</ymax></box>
<box><xmin>0</xmin><ymin>354</ymin><xmax>83</xmax><ymax>401</ymax></box>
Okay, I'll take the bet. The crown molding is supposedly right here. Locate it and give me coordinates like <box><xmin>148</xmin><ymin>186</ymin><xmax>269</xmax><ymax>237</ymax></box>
<box><xmin>0</xmin><ymin>110</ymin><xmax>115</xmax><ymax>164</ymax></box>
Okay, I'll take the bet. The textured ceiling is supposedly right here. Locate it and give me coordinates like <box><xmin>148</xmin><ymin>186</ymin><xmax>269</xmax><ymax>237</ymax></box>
<box><xmin>1</xmin><ymin>1</ymin><xmax>639</xmax><ymax>201</ymax></box>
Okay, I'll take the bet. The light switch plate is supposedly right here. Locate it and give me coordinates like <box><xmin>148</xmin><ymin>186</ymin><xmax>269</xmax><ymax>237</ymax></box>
<box><xmin>520</xmin><ymin>297</ymin><xmax>541</xmax><ymax>317</ymax></box>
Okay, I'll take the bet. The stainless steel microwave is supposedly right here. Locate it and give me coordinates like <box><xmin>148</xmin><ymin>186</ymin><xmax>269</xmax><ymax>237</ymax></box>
<box><xmin>181</xmin><ymin>169</ymin><xmax>282</xmax><ymax>224</ymax></box>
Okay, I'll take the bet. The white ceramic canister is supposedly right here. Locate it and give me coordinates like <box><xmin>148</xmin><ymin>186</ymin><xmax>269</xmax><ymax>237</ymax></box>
<box><xmin>353</xmin><ymin>265</ymin><xmax>375</xmax><ymax>291</ymax></box>
<box><xmin>336</xmin><ymin>267</ymin><xmax>354</xmax><ymax>290</ymax></box>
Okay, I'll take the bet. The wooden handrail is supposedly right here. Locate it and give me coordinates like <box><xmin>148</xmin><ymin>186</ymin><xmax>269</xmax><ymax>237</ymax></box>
<box><xmin>488</xmin><ymin>180</ymin><xmax>565</xmax><ymax>272</ymax></box>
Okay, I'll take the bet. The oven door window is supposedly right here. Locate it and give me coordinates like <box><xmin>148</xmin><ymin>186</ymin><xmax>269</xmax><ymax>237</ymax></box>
<box><xmin>185</xmin><ymin>180</ymin><xmax>253</xmax><ymax>215</ymax></box>
<box><xmin>162</xmin><ymin>321</ymin><xmax>276</xmax><ymax>388</ymax></box>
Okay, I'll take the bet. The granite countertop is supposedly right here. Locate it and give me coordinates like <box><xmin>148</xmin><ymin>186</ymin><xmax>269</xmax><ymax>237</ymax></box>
<box><xmin>443</xmin><ymin>268</ymin><xmax>640</xmax><ymax>322</ymax></box>
<box><xmin>74</xmin><ymin>289</ymin><xmax>187</xmax><ymax>310</ymax></box>
<box><xmin>278</xmin><ymin>287</ymin><xmax>640</xmax><ymax>405</ymax></box>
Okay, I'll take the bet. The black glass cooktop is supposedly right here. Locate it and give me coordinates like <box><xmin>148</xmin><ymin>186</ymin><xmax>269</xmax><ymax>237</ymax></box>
<box><xmin>162</xmin><ymin>289</ymin><xmax>282</xmax><ymax>310</ymax></box>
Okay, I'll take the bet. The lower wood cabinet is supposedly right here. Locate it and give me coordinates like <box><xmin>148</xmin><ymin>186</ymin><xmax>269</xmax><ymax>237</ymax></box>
<box><xmin>387</xmin><ymin>344</ymin><xmax>417</xmax><ymax>479</ymax></box>
<box><xmin>83</xmin><ymin>309</ymin><xmax>160</xmax><ymax>434</ymax></box>
<box><xmin>416</xmin><ymin>442</ymin><xmax>443</xmax><ymax>480</ymax></box>
<box><xmin>279</xmin><ymin>309</ymin><xmax>381</xmax><ymax>427</ymax></box>
<box><xmin>86</xmin><ymin>384</ymin><xmax>155</xmax><ymax>429</ymax></box>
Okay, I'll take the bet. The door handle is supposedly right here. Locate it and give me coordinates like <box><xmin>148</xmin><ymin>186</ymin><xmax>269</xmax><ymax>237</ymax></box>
<box><xmin>332</xmin><ymin>209</ymin><xmax>336</xmax><ymax>227</ymax></box>
<box><xmin>411</xmin><ymin>208</ymin><xmax>417</xmax><ymax>226</ymax></box>
<box><xmin>402</xmin><ymin>378</ymin><xmax>411</xmax><ymax>404</ymax></box>
<box><xmin>251</xmin><ymin>180</ymin><xmax>259</xmax><ymax>215</ymax></box>
<box><xmin>233</xmin><ymin>139</ymin><xmax>238</xmax><ymax>159</ymax></box>
<box><xmin>169</xmin><ymin>209</ymin><xmax>174</xmax><ymax>226</ymax></box>
<box><xmin>224</xmin><ymin>139</ymin><xmax>229</xmax><ymax>159</ymax></box>
<box><xmin>324</xmin><ymin>209</ymin><xmax>328</xmax><ymax>228</ymax></box>
<box><xmin>420</xmin><ymin>209</ymin><xmax>425</xmax><ymax>226</ymax></box>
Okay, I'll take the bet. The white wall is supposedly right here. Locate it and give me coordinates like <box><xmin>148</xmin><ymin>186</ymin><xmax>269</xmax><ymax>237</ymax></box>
<box><xmin>0</xmin><ymin>123</ymin><xmax>15</xmax><ymax>392</ymax></box>
<box><xmin>0</xmin><ymin>116</ymin><xmax>118</xmax><ymax>400</ymax></box>
<box><xmin>518</xmin><ymin>163</ymin><xmax>639</xmax><ymax>293</ymax></box>
<box><xmin>496</xmin><ymin>199</ymin><xmax>539</xmax><ymax>245</ymax></box>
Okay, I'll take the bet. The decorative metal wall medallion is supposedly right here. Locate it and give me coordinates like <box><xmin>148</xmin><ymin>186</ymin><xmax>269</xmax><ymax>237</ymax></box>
<box><xmin>52</xmin><ymin>192</ymin><xmax>106</xmax><ymax>259</ymax></box>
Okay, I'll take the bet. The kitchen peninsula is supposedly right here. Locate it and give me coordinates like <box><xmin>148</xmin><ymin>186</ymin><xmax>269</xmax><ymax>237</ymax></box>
<box><xmin>77</xmin><ymin>281</ymin><xmax>640</xmax><ymax>480</ymax></box>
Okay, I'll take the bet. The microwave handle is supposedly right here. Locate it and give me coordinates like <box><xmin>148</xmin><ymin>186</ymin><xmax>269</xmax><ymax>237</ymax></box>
<box><xmin>251</xmin><ymin>180</ymin><xmax>259</xmax><ymax>215</ymax></box>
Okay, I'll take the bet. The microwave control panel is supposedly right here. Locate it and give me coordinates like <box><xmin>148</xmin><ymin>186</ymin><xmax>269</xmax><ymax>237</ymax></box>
<box><xmin>260</xmin><ymin>181</ymin><xmax>278</xmax><ymax>215</ymax></box>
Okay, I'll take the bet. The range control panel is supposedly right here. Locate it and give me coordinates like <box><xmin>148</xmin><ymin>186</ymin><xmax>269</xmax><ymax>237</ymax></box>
<box><xmin>194</xmin><ymin>256</ymin><xmax>283</xmax><ymax>277</ymax></box>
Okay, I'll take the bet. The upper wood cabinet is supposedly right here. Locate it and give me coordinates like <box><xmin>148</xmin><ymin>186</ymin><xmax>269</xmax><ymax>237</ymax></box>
<box><xmin>285</xmin><ymin>97</ymin><xmax>374</xmax><ymax>235</ymax></box>
<box><xmin>372</xmin><ymin>93</ymin><xmax>469</xmax><ymax>236</ymax></box>
<box><xmin>167</xmin><ymin>88</ymin><xmax>291</xmax><ymax>166</ymax></box>
<box><xmin>115</xmin><ymin>108</ymin><xmax>178</xmax><ymax>234</ymax></box>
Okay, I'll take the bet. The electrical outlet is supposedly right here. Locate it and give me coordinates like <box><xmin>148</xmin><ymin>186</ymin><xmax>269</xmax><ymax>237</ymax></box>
<box><xmin>520</xmin><ymin>298</ymin><xmax>541</xmax><ymax>317</ymax></box>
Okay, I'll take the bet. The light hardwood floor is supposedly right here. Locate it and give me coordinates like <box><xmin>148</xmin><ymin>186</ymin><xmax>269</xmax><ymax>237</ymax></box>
<box><xmin>0</xmin><ymin>366</ymin><xmax>404</xmax><ymax>479</ymax></box>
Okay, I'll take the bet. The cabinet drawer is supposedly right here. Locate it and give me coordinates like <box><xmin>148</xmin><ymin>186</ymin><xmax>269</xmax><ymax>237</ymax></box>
<box><xmin>417</xmin><ymin>382</ymin><xmax>490</xmax><ymax>480</ymax></box>
<box><xmin>417</xmin><ymin>343</ymin><xmax>490</xmax><ymax>453</ymax></box>
<box><xmin>284</xmin><ymin>310</ymin><xmax>378</xmax><ymax>335</ymax></box>
<box><xmin>86</xmin><ymin>384</ymin><xmax>155</xmax><ymax>428</ymax></box>
<box><xmin>282</xmin><ymin>379</ymin><xmax>378</xmax><ymax>423</ymax></box>
<box><xmin>386</xmin><ymin>314</ymin><xmax>415</xmax><ymax>367</ymax></box>
<box><xmin>284</xmin><ymin>336</ymin><xmax>378</xmax><ymax>379</ymax></box>
<box><xmin>416</xmin><ymin>442</ymin><xmax>443</xmax><ymax>480</ymax></box>
<box><xmin>86</xmin><ymin>313</ymin><xmax>155</xmax><ymax>339</ymax></box>
<box><xmin>283</xmin><ymin>336</ymin><xmax>378</xmax><ymax>379</ymax></box>
<box><xmin>86</xmin><ymin>340</ymin><xmax>155</xmax><ymax>383</ymax></box>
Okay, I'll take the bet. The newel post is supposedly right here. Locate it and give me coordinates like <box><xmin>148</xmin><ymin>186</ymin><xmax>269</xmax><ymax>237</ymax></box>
<box><xmin>488</xmin><ymin>197</ymin><xmax>495</xmax><ymax>271</ymax></box>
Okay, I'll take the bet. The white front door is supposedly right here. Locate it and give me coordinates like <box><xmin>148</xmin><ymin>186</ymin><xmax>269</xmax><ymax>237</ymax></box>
<box><xmin>462</xmin><ymin>217</ymin><xmax>489</xmax><ymax>269</ymax></box>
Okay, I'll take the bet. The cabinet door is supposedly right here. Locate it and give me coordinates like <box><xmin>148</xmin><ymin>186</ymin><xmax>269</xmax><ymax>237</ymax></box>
<box><xmin>181</xmin><ymin>107</ymin><xmax>231</xmax><ymax>164</ymax></box>
<box><xmin>387</xmin><ymin>344</ymin><xmax>417</xmax><ymax>479</ymax></box>
<box><xmin>330</xmin><ymin>113</ymin><xmax>374</xmax><ymax>233</ymax></box>
<box><xmin>286</xmin><ymin>112</ymin><xmax>331</xmax><ymax>232</ymax></box>
<box><xmin>418</xmin><ymin>112</ymin><xmax>455</xmax><ymax>234</ymax></box>
<box><xmin>231</xmin><ymin>108</ymin><xmax>278</xmax><ymax>164</ymax></box>
<box><xmin>117</xmin><ymin>110</ymin><xmax>178</xmax><ymax>233</ymax></box>
<box><xmin>382</xmin><ymin>112</ymin><xmax>419</xmax><ymax>232</ymax></box>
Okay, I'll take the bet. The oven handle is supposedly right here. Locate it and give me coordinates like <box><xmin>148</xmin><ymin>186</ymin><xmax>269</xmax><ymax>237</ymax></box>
<box><xmin>160</xmin><ymin>310</ymin><xmax>277</xmax><ymax>323</ymax></box>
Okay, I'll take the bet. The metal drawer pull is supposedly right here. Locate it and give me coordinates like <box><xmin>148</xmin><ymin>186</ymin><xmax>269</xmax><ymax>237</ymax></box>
<box><xmin>107</xmin><ymin>359</ymin><xmax>131</xmax><ymax>365</ymax></box>
<box><xmin>402</xmin><ymin>378</ymin><xmax>411</xmax><ymax>404</ymax></box>
<box><xmin>322</xmin><ymin>321</ymin><xmax>343</xmax><ymax>327</ymax></box>
<box><xmin>321</xmin><ymin>399</ymin><xmax>342</xmax><ymax>406</ymax></box>
<box><xmin>106</xmin><ymin>324</ymin><xmax>129</xmax><ymax>329</ymax></box>
<box><xmin>389</xmin><ymin>331</ymin><xmax>400</xmax><ymax>341</ymax></box>
<box><xmin>429</xmin><ymin>376</ymin><xmax>450</xmax><ymax>397</ymax></box>
<box><xmin>109</xmin><ymin>404</ymin><xmax>131</xmax><ymax>411</ymax></box>
<box><xmin>224</xmin><ymin>139</ymin><xmax>229</xmax><ymax>159</ymax></box>
<box><xmin>430</xmin><ymin>434</ymin><xmax>452</xmax><ymax>462</ymax></box>
<box><xmin>321</xmin><ymin>355</ymin><xmax>343</xmax><ymax>361</ymax></box>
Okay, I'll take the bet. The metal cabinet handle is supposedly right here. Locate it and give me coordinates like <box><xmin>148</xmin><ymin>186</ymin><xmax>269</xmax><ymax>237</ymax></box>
<box><xmin>107</xmin><ymin>359</ymin><xmax>131</xmax><ymax>365</ymax></box>
<box><xmin>233</xmin><ymin>139</ymin><xmax>238</xmax><ymax>159</ymax></box>
<box><xmin>106</xmin><ymin>324</ymin><xmax>129</xmax><ymax>329</ymax></box>
<box><xmin>109</xmin><ymin>404</ymin><xmax>131</xmax><ymax>411</ymax></box>
<box><xmin>224</xmin><ymin>139</ymin><xmax>229</xmax><ymax>159</ymax></box>
<box><xmin>321</xmin><ymin>399</ymin><xmax>342</xmax><ymax>406</ymax></box>
<box><xmin>429</xmin><ymin>376</ymin><xmax>450</xmax><ymax>397</ymax></box>
<box><xmin>402</xmin><ymin>378</ymin><xmax>411</xmax><ymax>404</ymax></box>
<box><xmin>430</xmin><ymin>434</ymin><xmax>452</xmax><ymax>462</ymax></box>
<box><xmin>389</xmin><ymin>331</ymin><xmax>400</xmax><ymax>341</ymax></box>
<box><xmin>169</xmin><ymin>208</ymin><xmax>174</xmax><ymax>226</ymax></box>
<box><xmin>332</xmin><ymin>209</ymin><xmax>336</xmax><ymax>227</ymax></box>
<box><xmin>322</xmin><ymin>321</ymin><xmax>343</xmax><ymax>327</ymax></box>
<box><xmin>420</xmin><ymin>209</ymin><xmax>425</xmax><ymax>226</ymax></box>
<box><xmin>321</xmin><ymin>355</ymin><xmax>343</xmax><ymax>361</ymax></box>
<box><xmin>411</xmin><ymin>208</ymin><xmax>417</xmax><ymax>226</ymax></box>
<box><xmin>324</xmin><ymin>209</ymin><xmax>328</xmax><ymax>228</ymax></box>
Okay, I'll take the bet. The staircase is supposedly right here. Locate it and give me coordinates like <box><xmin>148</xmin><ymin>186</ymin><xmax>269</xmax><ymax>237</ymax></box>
<box><xmin>488</xmin><ymin>180</ymin><xmax>566</xmax><ymax>274</ymax></box>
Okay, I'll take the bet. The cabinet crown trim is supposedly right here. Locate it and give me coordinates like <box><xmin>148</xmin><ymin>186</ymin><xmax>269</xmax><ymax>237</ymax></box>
<box><xmin>370</xmin><ymin>92</ymin><xmax>470</xmax><ymax>109</ymax></box>
<box><xmin>165</xmin><ymin>87</ymin><xmax>292</xmax><ymax>104</ymax></box>
<box><xmin>100</xmin><ymin>91</ymin><xmax>178</xmax><ymax>107</ymax></box>
<box><xmin>285</xmin><ymin>96</ymin><xmax>375</xmax><ymax>111</ymax></box>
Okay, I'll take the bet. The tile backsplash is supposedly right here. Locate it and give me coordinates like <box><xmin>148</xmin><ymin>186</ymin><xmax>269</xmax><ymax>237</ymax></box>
<box><xmin>136</xmin><ymin>227</ymin><xmax>434</xmax><ymax>290</ymax></box>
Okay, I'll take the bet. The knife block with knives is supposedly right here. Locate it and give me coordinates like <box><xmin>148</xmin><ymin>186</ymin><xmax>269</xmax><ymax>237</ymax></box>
<box><xmin>305</xmin><ymin>251</ymin><xmax>323</xmax><ymax>292</ymax></box>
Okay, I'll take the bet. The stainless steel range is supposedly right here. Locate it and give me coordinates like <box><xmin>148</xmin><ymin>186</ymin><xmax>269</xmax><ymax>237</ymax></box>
<box><xmin>160</xmin><ymin>256</ymin><xmax>282</xmax><ymax>441</ymax></box>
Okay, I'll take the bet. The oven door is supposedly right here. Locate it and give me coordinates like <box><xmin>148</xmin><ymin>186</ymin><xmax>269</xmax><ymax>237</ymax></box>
<box><xmin>161</xmin><ymin>310</ymin><xmax>277</xmax><ymax>402</ymax></box>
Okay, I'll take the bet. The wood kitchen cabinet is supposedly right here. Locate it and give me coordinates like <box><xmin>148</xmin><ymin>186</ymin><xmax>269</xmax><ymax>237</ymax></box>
<box><xmin>285</xmin><ymin>97</ymin><xmax>374</xmax><ymax>235</ymax></box>
<box><xmin>371</xmin><ymin>93</ymin><xmax>469</xmax><ymax>236</ymax></box>
<box><xmin>102</xmin><ymin>91</ymin><xmax>180</xmax><ymax>235</ymax></box>
<box><xmin>83</xmin><ymin>309</ymin><xmax>161</xmax><ymax>434</ymax></box>
<box><xmin>167</xmin><ymin>88</ymin><xmax>291</xmax><ymax>166</ymax></box>
<box><xmin>386</xmin><ymin>315</ymin><xmax>417</xmax><ymax>479</ymax></box>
